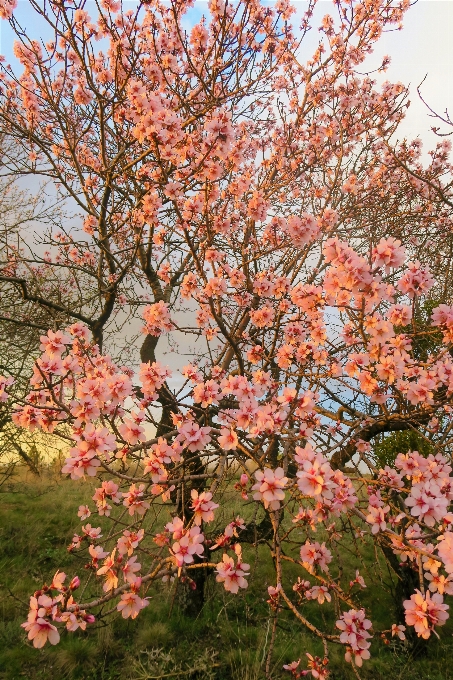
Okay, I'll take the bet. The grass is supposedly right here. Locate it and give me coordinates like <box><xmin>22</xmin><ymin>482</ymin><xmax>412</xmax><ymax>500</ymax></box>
<box><xmin>2</xmin><ymin>468</ymin><xmax>453</xmax><ymax>679</ymax></box>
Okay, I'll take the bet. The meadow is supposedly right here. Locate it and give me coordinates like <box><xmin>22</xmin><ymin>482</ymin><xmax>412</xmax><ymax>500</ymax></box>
<box><xmin>1</xmin><ymin>466</ymin><xmax>453</xmax><ymax>680</ymax></box>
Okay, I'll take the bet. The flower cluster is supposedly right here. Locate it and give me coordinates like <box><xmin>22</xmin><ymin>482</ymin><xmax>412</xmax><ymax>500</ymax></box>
<box><xmin>216</xmin><ymin>545</ymin><xmax>250</xmax><ymax>593</ymax></box>
<box><xmin>21</xmin><ymin>572</ymin><xmax>93</xmax><ymax>648</ymax></box>
<box><xmin>336</xmin><ymin>609</ymin><xmax>372</xmax><ymax>667</ymax></box>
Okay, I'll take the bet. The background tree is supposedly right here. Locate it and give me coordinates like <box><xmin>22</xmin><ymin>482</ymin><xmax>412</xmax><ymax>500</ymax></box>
<box><xmin>0</xmin><ymin>136</ymin><xmax>71</xmax><ymax>475</ymax></box>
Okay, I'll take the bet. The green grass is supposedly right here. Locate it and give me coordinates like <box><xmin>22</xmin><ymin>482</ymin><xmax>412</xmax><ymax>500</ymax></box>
<box><xmin>2</xmin><ymin>470</ymin><xmax>453</xmax><ymax>679</ymax></box>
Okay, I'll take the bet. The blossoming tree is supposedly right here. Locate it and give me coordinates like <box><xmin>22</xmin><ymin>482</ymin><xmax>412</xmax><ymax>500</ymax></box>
<box><xmin>2</xmin><ymin>0</ymin><xmax>453</xmax><ymax>676</ymax></box>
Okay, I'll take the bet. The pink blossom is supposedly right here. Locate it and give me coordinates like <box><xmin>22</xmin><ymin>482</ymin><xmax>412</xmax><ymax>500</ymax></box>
<box><xmin>60</xmin><ymin>598</ymin><xmax>94</xmax><ymax>631</ymax></box>
<box><xmin>77</xmin><ymin>505</ymin><xmax>91</xmax><ymax>520</ymax></box>
<box><xmin>307</xmin><ymin>585</ymin><xmax>331</xmax><ymax>604</ymax></box>
<box><xmin>211</xmin><ymin>517</ymin><xmax>246</xmax><ymax>549</ymax></box>
<box><xmin>432</xmin><ymin>304</ymin><xmax>453</xmax><ymax>328</ymax></box>
<box><xmin>404</xmin><ymin>590</ymin><xmax>449</xmax><ymax>639</ymax></box>
<box><xmin>372</xmin><ymin>237</ymin><xmax>405</xmax><ymax>271</ymax></box>
<box><xmin>336</xmin><ymin>609</ymin><xmax>372</xmax><ymax>667</ymax></box>
<box><xmin>398</xmin><ymin>261</ymin><xmax>434</xmax><ymax>297</ymax></box>
<box><xmin>366</xmin><ymin>505</ymin><xmax>390</xmax><ymax>534</ymax></box>
<box><xmin>388</xmin><ymin>304</ymin><xmax>412</xmax><ymax>326</ymax></box>
<box><xmin>405</xmin><ymin>482</ymin><xmax>448</xmax><ymax>527</ymax></box>
<box><xmin>0</xmin><ymin>0</ymin><xmax>17</xmax><ymax>21</ymax></box>
<box><xmin>82</xmin><ymin>523</ymin><xmax>102</xmax><ymax>539</ymax></box>
<box><xmin>204</xmin><ymin>276</ymin><xmax>227</xmax><ymax>298</ymax></box>
<box><xmin>217</xmin><ymin>425</ymin><xmax>239</xmax><ymax>452</ymax></box>
<box><xmin>22</xmin><ymin>617</ymin><xmax>60</xmax><ymax>648</ymax></box>
<box><xmin>252</xmin><ymin>467</ymin><xmax>288</xmax><ymax>510</ymax></box>
<box><xmin>182</xmin><ymin>363</ymin><xmax>202</xmax><ymax>383</ymax></box>
<box><xmin>121</xmin><ymin>555</ymin><xmax>142</xmax><ymax>584</ymax></box>
<box><xmin>70</xmin><ymin>395</ymin><xmax>100</xmax><ymax>426</ymax></box>
<box><xmin>190</xmin><ymin>489</ymin><xmax>219</xmax><ymax>525</ymax></box>
<box><xmin>283</xmin><ymin>659</ymin><xmax>300</xmax><ymax>673</ymax></box>
<box><xmin>39</xmin><ymin>329</ymin><xmax>71</xmax><ymax>356</ymax></box>
<box><xmin>391</xmin><ymin>624</ymin><xmax>406</xmax><ymax>640</ymax></box>
<box><xmin>166</xmin><ymin>517</ymin><xmax>185</xmax><ymax>540</ymax></box>
<box><xmin>0</xmin><ymin>374</ymin><xmax>14</xmax><ymax>402</ymax></box>
<box><xmin>300</xmin><ymin>541</ymin><xmax>332</xmax><ymax>573</ymax></box>
<box><xmin>139</xmin><ymin>361</ymin><xmax>171</xmax><ymax>399</ymax></box>
<box><xmin>193</xmin><ymin>379</ymin><xmax>221</xmax><ymax>407</ymax></box>
<box><xmin>142</xmin><ymin>301</ymin><xmax>173</xmax><ymax>336</ymax></box>
<box><xmin>267</xmin><ymin>583</ymin><xmax>282</xmax><ymax>600</ymax></box>
<box><xmin>118</xmin><ymin>416</ymin><xmax>146</xmax><ymax>445</ymax></box>
<box><xmin>143</xmin><ymin>453</ymin><xmax>167</xmax><ymax>484</ymax></box>
<box><xmin>425</xmin><ymin>572</ymin><xmax>453</xmax><ymax>595</ymax></box>
<box><xmin>406</xmin><ymin>376</ymin><xmax>436</xmax><ymax>405</ymax></box>
<box><xmin>122</xmin><ymin>484</ymin><xmax>150</xmax><ymax>516</ymax></box>
<box><xmin>78</xmin><ymin>425</ymin><xmax>117</xmax><ymax>458</ymax></box>
<box><xmin>61</xmin><ymin>447</ymin><xmax>101</xmax><ymax>480</ymax></box>
<box><xmin>216</xmin><ymin>548</ymin><xmax>250</xmax><ymax>593</ymax></box>
<box><xmin>296</xmin><ymin>457</ymin><xmax>333</xmax><ymax>499</ymax></box>
<box><xmin>285</xmin><ymin>213</ymin><xmax>320</xmax><ymax>247</ymax></box>
<box><xmin>93</xmin><ymin>480</ymin><xmax>121</xmax><ymax>515</ymax></box>
<box><xmin>437</xmin><ymin>531</ymin><xmax>453</xmax><ymax>573</ymax></box>
<box><xmin>89</xmin><ymin>545</ymin><xmax>109</xmax><ymax>561</ymax></box>
<box><xmin>21</xmin><ymin>595</ymin><xmax>61</xmax><ymax>648</ymax></box>
<box><xmin>247</xmin><ymin>190</ymin><xmax>269</xmax><ymax>221</ymax></box>
<box><xmin>171</xmin><ymin>526</ymin><xmax>204</xmax><ymax>567</ymax></box>
<box><xmin>178</xmin><ymin>421</ymin><xmax>211</xmax><ymax>452</ymax></box>
<box><xmin>69</xmin><ymin>576</ymin><xmax>80</xmax><ymax>590</ymax></box>
<box><xmin>249</xmin><ymin>305</ymin><xmax>274</xmax><ymax>328</ymax></box>
<box><xmin>117</xmin><ymin>592</ymin><xmax>149</xmax><ymax>619</ymax></box>
<box><xmin>147</xmin><ymin>437</ymin><xmax>181</xmax><ymax>466</ymax></box>
<box><xmin>117</xmin><ymin>529</ymin><xmax>145</xmax><ymax>557</ymax></box>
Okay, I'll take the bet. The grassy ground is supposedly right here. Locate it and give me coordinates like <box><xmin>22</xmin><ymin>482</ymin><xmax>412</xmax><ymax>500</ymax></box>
<box><xmin>1</xmin><ymin>468</ymin><xmax>453</xmax><ymax>680</ymax></box>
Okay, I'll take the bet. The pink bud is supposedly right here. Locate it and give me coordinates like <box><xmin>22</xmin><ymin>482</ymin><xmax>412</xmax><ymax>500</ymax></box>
<box><xmin>240</xmin><ymin>473</ymin><xmax>248</xmax><ymax>486</ymax></box>
<box><xmin>70</xmin><ymin>576</ymin><xmax>80</xmax><ymax>590</ymax></box>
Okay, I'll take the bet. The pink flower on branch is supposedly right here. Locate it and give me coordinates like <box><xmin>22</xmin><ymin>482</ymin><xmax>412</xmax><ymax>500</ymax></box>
<box><xmin>252</xmin><ymin>467</ymin><xmax>288</xmax><ymax>510</ymax></box>
<box><xmin>336</xmin><ymin>609</ymin><xmax>372</xmax><ymax>667</ymax></box>
<box><xmin>216</xmin><ymin>546</ymin><xmax>250</xmax><ymax>594</ymax></box>
<box><xmin>397</xmin><ymin>261</ymin><xmax>434</xmax><ymax>297</ymax></box>
<box><xmin>404</xmin><ymin>590</ymin><xmax>449</xmax><ymax>639</ymax></box>
<box><xmin>142</xmin><ymin>301</ymin><xmax>173</xmax><ymax>336</ymax></box>
<box><xmin>117</xmin><ymin>592</ymin><xmax>149</xmax><ymax>619</ymax></box>
<box><xmin>22</xmin><ymin>617</ymin><xmax>60</xmax><ymax>649</ymax></box>
<box><xmin>139</xmin><ymin>361</ymin><xmax>171</xmax><ymax>399</ymax></box>
<box><xmin>190</xmin><ymin>489</ymin><xmax>219</xmax><ymax>525</ymax></box>
<box><xmin>39</xmin><ymin>329</ymin><xmax>71</xmax><ymax>356</ymax></box>
<box><xmin>171</xmin><ymin>526</ymin><xmax>205</xmax><ymax>567</ymax></box>
<box><xmin>21</xmin><ymin>595</ymin><xmax>61</xmax><ymax>648</ymax></box>
<box><xmin>122</xmin><ymin>484</ymin><xmax>150</xmax><ymax>516</ymax></box>
<box><xmin>300</xmin><ymin>541</ymin><xmax>332</xmax><ymax>574</ymax></box>
<box><xmin>177</xmin><ymin>420</ymin><xmax>211</xmax><ymax>452</ymax></box>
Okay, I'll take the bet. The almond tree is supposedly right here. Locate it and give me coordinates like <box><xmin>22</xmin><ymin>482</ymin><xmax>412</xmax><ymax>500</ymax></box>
<box><xmin>3</xmin><ymin>0</ymin><xmax>453</xmax><ymax>676</ymax></box>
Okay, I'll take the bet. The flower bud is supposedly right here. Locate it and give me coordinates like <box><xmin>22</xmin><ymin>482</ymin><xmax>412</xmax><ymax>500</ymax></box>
<box><xmin>69</xmin><ymin>576</ymin><xmax>80</xmax><ymax>590</ymax></box>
